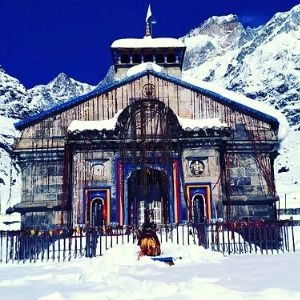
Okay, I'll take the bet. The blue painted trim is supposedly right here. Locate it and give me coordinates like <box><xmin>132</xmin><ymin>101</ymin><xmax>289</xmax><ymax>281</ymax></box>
<box><xmin>15</xmin><ymin>70</ymin><xmax>279</xmax><ymax>130</ymax></box>
<box><xmin>82</xmin><ymin>186</ymin><xmax>111</xmax><ymax>224</ymax></box>
<box><xmin>185</xmin><ymin>182</ymin><xmax>213</xmax><ymax>219</ymax></box>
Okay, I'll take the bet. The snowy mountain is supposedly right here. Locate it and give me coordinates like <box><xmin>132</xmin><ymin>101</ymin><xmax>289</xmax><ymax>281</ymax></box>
<box><xmin>28</xmin><ymin>72</ymin><xmax>94</xmax><ymax>110</ymax></box>
<box><xmin>0</xmin><ymin>67</ymin><xmax>33</xmax><ymax>119</ymax></box>
<box><xmin>181</xmin><ymin>14</ymin><xmax>250</xmax><ymax>70</ymax></box>
<box><xmin>0</xmin><ymin>70</ymin><xmax>95</xmax><ymax>217</ymax></box>
<box><xmin>182</xmin><ymin>4</ymin><xmax>300</xmax><ymax>130</ymax></box>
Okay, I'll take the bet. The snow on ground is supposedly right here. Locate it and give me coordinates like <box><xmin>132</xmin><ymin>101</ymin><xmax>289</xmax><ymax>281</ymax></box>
<box><xmin>0</xmin><ymin>228</ymin><xmax>300</xmax><ymax>300</ymax></box>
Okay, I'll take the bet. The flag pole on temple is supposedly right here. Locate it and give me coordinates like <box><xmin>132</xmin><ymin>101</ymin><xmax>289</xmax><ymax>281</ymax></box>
<box><xmin>145</xmin><ymin>4</ymin><xmax>156</xmax><ymax>37</ymax></box>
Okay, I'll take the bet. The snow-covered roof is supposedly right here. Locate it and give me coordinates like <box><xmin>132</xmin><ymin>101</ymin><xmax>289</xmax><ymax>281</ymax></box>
<box><xmin>68</xmin><ymin>109</ymin><xmax>228</xmax><ymax>133</ymax></box>
<box><xmin>111</xmin><ymin>37</ymin><xmax>185</xmax><ymax>48</ymax></box>
<box><xmin>178</xmin><ymin>117</ymin><xmax>227</xmax><ymax>130</ymax></box>
<box><xmin>68</xmin><ymin>111</ymin><xmax>122</xmax><ymax>132</ymax></box>
<box><xmin>127</xmin><ymin>63</ymin><xmax>162</xmax><ymax>77</ymax></box>
<box><xmin>15</xmin><ymin>69</ymin><xmax>287</xmax><ymax>141</ymax></box>
<box><xmin>181</xmin><ymin>74</ymin><xmax>289</xmax><ymax>140</ymax></box>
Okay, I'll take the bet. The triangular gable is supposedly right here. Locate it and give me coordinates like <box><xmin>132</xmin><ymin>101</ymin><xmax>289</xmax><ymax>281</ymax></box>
<box><xmin>15</xmin><ymin>70</ymin><xmax>279</xmax><ymax>131</ymax></box>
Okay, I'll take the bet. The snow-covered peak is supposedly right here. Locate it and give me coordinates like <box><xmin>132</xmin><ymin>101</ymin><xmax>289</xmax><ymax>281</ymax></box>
<box><xmin>183</xmin><ymin>14</ymin><xmax>243</xmax><ymax>41</ymax></box>
<box><xmin>0</xmin><ymin>67</ymin><xmax>30</xmax><ymax>118</ymax></box>
<box><xmin>28</xmin><ymin>73</ymin><xmax>96</xmax><ymax>110</ymax></box>
<box><xmin>180</xmin><ymin>14</ymin><xmax>247</xmax><ymax>70</ymax></box>
<box><xmin>202</xmin><ymin>14</ymin><xmax>239</xmax><ymax>26</ymax></box>
<box><xmin>271</xmin><ymin>3</ymin><xmax>300</xmax><ymax>21</ymax></box>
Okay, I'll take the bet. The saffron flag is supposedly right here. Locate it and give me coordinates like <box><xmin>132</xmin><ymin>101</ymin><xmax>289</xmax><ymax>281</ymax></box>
<box><xmin>145</xmin><ymin>4</ymin><xmax>152</xmax><ymax>22</ymax></box>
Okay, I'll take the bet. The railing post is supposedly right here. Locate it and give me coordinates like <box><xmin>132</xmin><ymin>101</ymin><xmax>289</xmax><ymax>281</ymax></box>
<box><xmin>222</xmin><ymin>223</ymin><xmax>225</xmax><ymax>254</ymax></box>
<box><xmin>237</xmin><ymin>224</ymin><xmax>241</xmax><ymax>254</ymax></box>
<box><xmin>265</xmin><ymin>225</ymin><xmax>269</xmax><ymax>255</ymax></box>
<box><xmin>55</xmin><ymin>232</ymin><xmax>59</xmax><ymax>262</ymax></box>
<box><xmin>127</xmin><ymin>226</ymin><xmax>130</xmax><ymax>244</ymax></box>
<box><xmin>99</xmin><ymin>227</ymin><xmax>102</xmax><ymax>256</ymax></box>
<box><xmin>15</xmin><ymin>233</ymin><xmax>20</xmax><ymax>263</ymax></box>
<box><xmin>159</xmin><ymin>225</ymin><xmax>162</xmax><ymax>244</ymax></box>
<box><xmin>270</xmin><ymin>224</ymin><xmax>274</xmax><ymax>255</ymax></box>
<box><xmin>285</xmin><ymin>223</ymin><xmax>289</xmax><ymax>252</ymax></box>
<box><xmin>116</xmin><ymin>226</ymin><xmax>119</xmax><ymax>245</ymax></box>
<box><xmin>80</xmin><ymin>227</ymin><xmax>83</xmax><ymax>257</ymax></box>
<box><xmin>34</xmin><ymin>233</ymin><xmax>37</xmax><ymax>263</ymax></box>
<box><xmin>68</xmin><ymin>230</ymin><xmax>72</xmax><ymax>261</ymax></box>
<box><xmin>105</xmin><ymin>227</ymin><xmax>108</xmax><ymax>250</ymax></box>
<box><xmin>276</xmin><ymin>223</ymin><xmax>280</xmax><ymax>254</ymax></box>
<box><xmin>227</xmin><ymin>224</ymin><xmax>231</xmax><ymax>255</ymax></box>
<box><xmin>233</xmin><ymin>224</ymin><xmax>236</xmax><ymax>254</ymax></box>
<box><xmin>6</xmin><ymin>231</ymin><xmax>9</xmax><ymax>263</ymax></box>
<box><xmin>110</xmin><ymin>227</ymin><xmax>113</xmax><ymax>249</ymax></box>
<box><xmin>253</xmin><ymin>224</ymin><xmax>257</xmax><ymax>254</ymax></box>
<box><xmin>74</xmin><ymin>229</ymin><xmax>77</xmax><ymax>259</ymax></box>
<box><xmin>258</xmin><ymin>225</ymin><xmax>263</xmax><ymax>254</ymax></box>
<box><xmin>291</xmin><ymin>220</ymin><xmax>295</xmax><ymax>252</ymax></box>
<box><xmin>52</xmin><ymin>231</ymin><xmax>55</xmax><ymax>262</ymax></box>
<box><xmin>165</xmin><ymin>224</ymin><xmax>168</xmax><ymax>243</ymax></box>
<box><xmin>187</xmin><ymin>223</ymin><xmax>190</xmax><ymax>246</ymax></box>
<box><xmin>248</xmin><ymin>224</ymin><xmax>252</xmax><ymax>254</ymax></box>
<box><xmin>85</xmin><ymin>229</ymin><xmax>90</xmax><ymax>258</ymax></box>
<box><xmin>62</xmin><ymin>233</ymin><xmax>65</xmax><ymax>261</ymax></box>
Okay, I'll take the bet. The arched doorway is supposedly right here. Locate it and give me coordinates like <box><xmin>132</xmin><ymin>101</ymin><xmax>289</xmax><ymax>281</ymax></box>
<box><xmin>116</xmin><ymin>99</ymin><xmax>182</xmax><ymax>225</ymax></box>
<box><xmin>192</xmin><ymin>194</ymin><xmax>206</xmax><ymax>224</ymax></box>
<box><xmin>90</xmin><ymin>197</ymin><xmax>105</xmax><ymax>227</ymax></box>
<box><xmin>128</xmin><ymin>168</ymin><xmax>170</xmax><ymax>225</ymax></box>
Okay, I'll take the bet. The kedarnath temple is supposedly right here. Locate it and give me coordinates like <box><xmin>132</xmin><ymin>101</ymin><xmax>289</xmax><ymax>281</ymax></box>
<box><xmin>11</xmin><ymin>9</ymin><xmax>285</xmax><ymax>229</ymax></box>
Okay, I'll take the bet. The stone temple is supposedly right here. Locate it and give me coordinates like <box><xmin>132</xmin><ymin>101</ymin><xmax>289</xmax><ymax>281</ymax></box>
<box><xmin>11</xmin><ymin>11</ymin><xmax>286</xmax><ymax>229</ymax></box>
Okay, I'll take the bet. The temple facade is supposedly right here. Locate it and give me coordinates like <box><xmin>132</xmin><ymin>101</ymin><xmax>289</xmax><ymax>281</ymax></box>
<box><xmin>12</xmin><ymin>16</ymin><xmax>284</xmax><ymax>229</ymax></box>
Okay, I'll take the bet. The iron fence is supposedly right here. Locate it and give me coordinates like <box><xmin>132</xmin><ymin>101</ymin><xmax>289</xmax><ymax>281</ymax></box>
<box><xmin>0</xmin><ymin>220</ymin><xmax>295</xmax><ymax>264</ymax></box>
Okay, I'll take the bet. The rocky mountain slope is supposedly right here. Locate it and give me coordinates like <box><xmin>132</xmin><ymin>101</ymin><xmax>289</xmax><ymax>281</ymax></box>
<box><xmin>0</xmin><ymin>68</ymin><xmax>95</xmax><ymax>119</ymax></box>
<box><xmin>182</xmin><ymin>4</ymin><xmax>300</xmax><ymax>130</ymax></box>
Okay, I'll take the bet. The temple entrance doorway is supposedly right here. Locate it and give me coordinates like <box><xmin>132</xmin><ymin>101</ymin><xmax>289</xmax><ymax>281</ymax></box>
<box><xmin>128</xmin><ymin>168</ymin><xmax>170</xmax><ymax>225</ymax></box>
<box><xmin>192</xmin><ymin>194</ymin><xmax>206</xmax><ymax>224</ymax></box>
<box><xmin>90</xmin><ymin>197</ymin><xmax>105</xmax><ymax>227</ymax></box>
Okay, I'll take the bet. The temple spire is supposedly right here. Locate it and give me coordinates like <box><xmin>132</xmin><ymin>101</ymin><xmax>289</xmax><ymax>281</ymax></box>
<box><xmin>145</xmin><ymin>4</ymin><xmax>152</xmax><ymax>37</ymax></box>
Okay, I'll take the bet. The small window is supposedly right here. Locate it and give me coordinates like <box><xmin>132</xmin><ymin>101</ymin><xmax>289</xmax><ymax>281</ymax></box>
<box><xmin>167</xmin><ymin>53</ymin><xmax>176</xmax><ymax>63</ymax></box>
<box><xmin>144</xmin><ymin>54</ymin><xmax>153</xmax><ymax>62</ymax></box>
<box><xmin>156</xmin><ymin>54</ymin><xmax>164</xmax><ymax>64</ymax></box>
<box><xmin>132</xmin><ymin>54</ymin><xmax>141</xmax><ymax>64</ymax></box>
<box><xmin>121</xmin><ymin>54</ymin><xmax>130</xmax><ymax>64</ymax></box>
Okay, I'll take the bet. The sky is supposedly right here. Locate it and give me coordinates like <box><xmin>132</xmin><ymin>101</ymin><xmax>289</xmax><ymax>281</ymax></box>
<box><xmin>0</xmin><ymin>0</ymin><xmax>299</xmax><ymax>88</ymax></box>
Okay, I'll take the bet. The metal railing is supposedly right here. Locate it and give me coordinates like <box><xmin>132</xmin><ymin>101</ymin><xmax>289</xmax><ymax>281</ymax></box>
<box><xmin>0</xmin><ymin>220</ymin><xmax>295</xmax><ymax>264</ymax></box>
